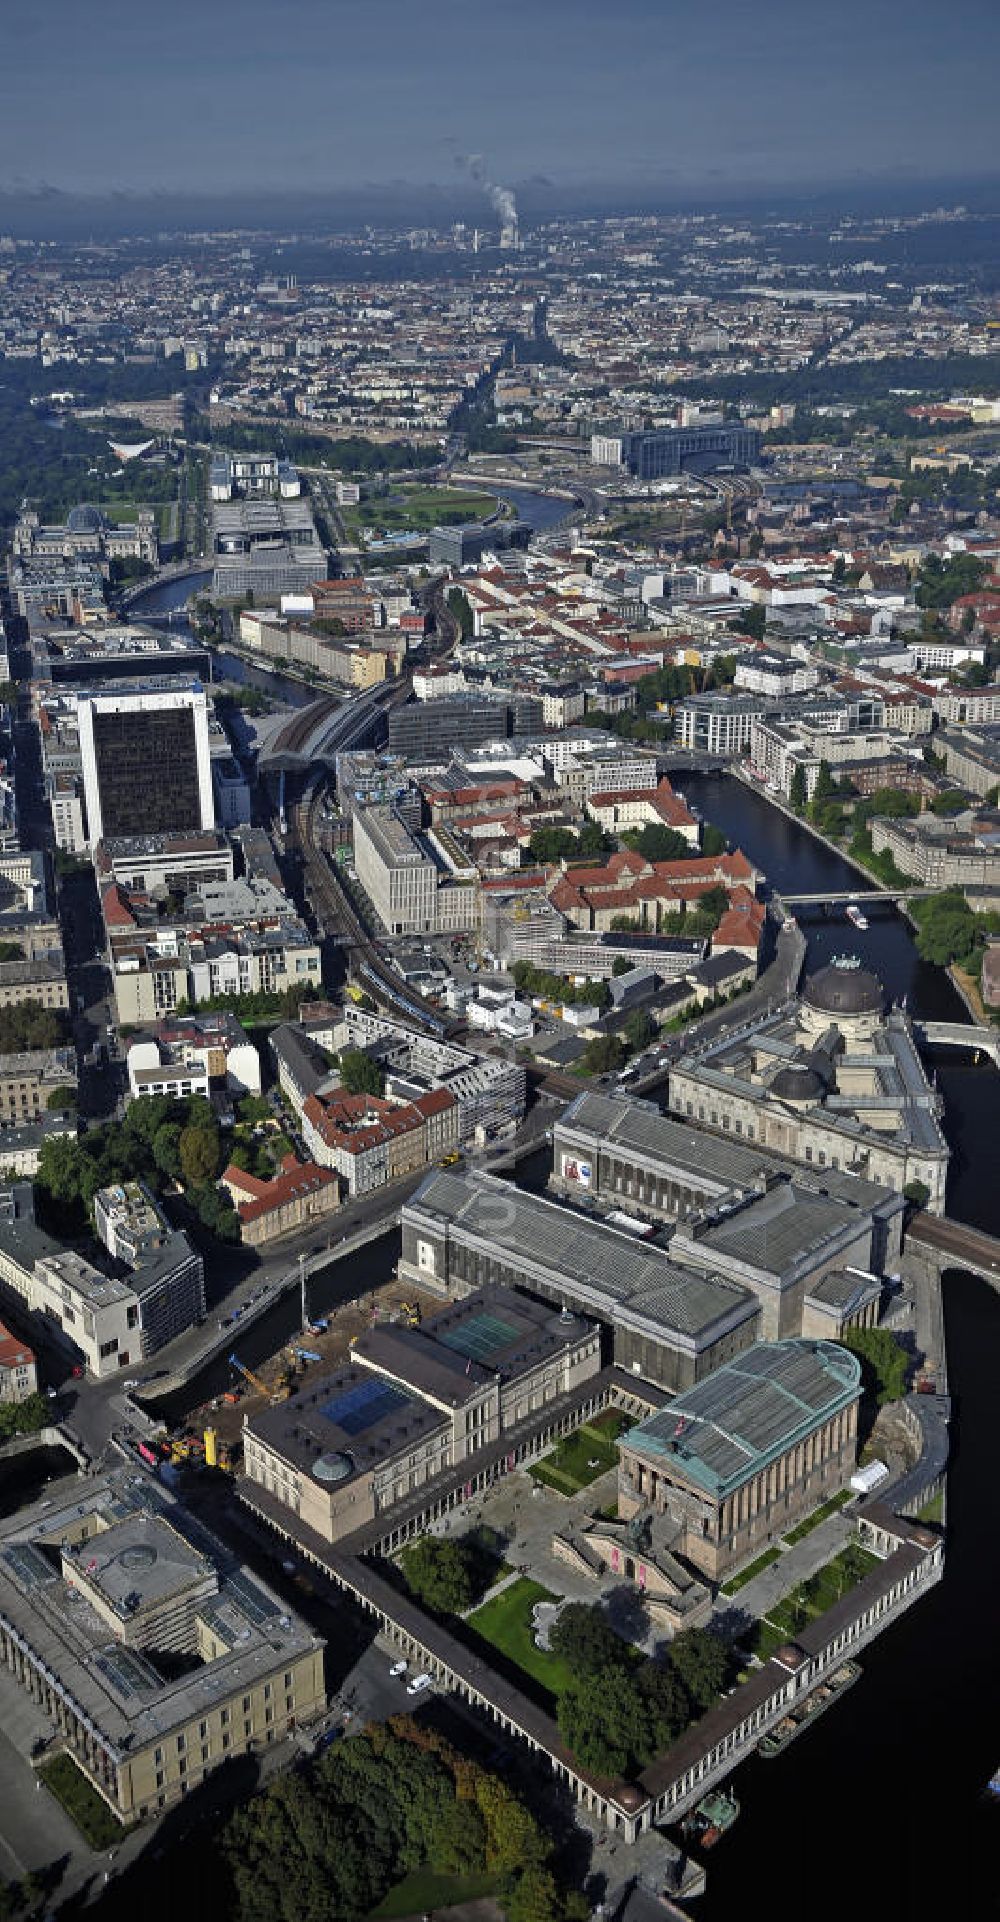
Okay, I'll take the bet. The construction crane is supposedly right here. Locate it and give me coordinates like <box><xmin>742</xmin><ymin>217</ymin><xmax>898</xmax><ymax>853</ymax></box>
<box><xmin>228</xmin><ymin>1353</ymin><xmax>274</xmax><ymax>1400</ymax></box>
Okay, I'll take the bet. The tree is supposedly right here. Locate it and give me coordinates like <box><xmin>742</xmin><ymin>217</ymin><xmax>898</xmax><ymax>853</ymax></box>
<box><xmin>701</xmin><ymin>822</ymin><xmax>727</xmax><ymax>858</ymax></box>
<box><xmin>179</xmin><ymin>1124</ymin><xmax>221</xmax><ymax>1187</ymax></box>
<box><xmin>929</xmin><ymin>790</ymin><xmax>970</xmax><ymax>816</ymax></box>
<box><xmin>630</xmin><ymin>823</ymin><xmax>692</xmax><ymax>863</ymax></box>
<box><xmin>0</xmin><ymin>1394</ymin><xmax>51</xmax><ymax>1443</ymax></box>
<box><xmin>152</xmin><ymin>1122</ymin><xmax>183</xmax><ymax>1182</ymax></box>
<box><xmin>666</xmin><ymin>1628</ymin><xmax>729</xmax><ymax>1713</ymax></box>
<box><xmin>612</xmin><ymin>955</ymin><xmax>632</xmax><ymax>977</ymax></box>
<box><xmin>45</xmin><ymin>1085</ymin><xmax>77</xmax><ymax>1112</ymax></box>
<box><xmin>911</xmin><ymin>890</ymin><xmax>980</xmax><ymax>969</ymax></box>
<box><xmin>508</xmin><ymin>1867</ymin><xmax>564</xmax><ymax>1922</ymax></box>
<box><xmin>789</xmin><ymin>764</ymin><xmax>807</xmax><ymax>811</ymax></box>
<box><xmin>730</xmin><ymin>603</ymin><xmax>766</xmax><ymax>642</ymax></box>
<box><xmin>870</xmin><ymin>787</ymin><xmax>921</xmax><ymax>819</ymax></box>
<box><xmin>399</xmin><ymin>1536</ymin><xmax>493</xmax><ymax>1614</ymax></box>
<box><xmin>812</xmin><ymin>759</ymin><xmax>837</xmax><ymax>804</ymax></box>
<box><xmin>904</xmin><ymin>1178</ymin><xmax>931</xmax><ymax>1208</ymax></box>
<box><xmin>549</xmin><ymin>1603</ymin><xmax>629</xmax><ymax>1680</ymax></box>
<box><xmin>839</xmin><ymin>1325</ymin><xmax>908</xmax><ymax>1406</ymax></box>
<box><xmin>639</xmin><ymin>1659</ymin><xmax>691</xmax><ymax>1751</ymax></box>
<box><xmin>0</xmin><ymin>1003</ymin><xmax>62</xmax><ymax>1053</ymax></box>
<box><xmin>557</xmin><ymin>1667</ymin><xmax>650</xmax><ymax>1777</ymax></box>
<box><xmin>624</xmin><ymin>1009</ymin><xmax>657</xmax><ymax>1052</ymax></box>
<box><xmin>577</xmin><ymin>819</ymin><xmax>611</xmax><ymax>860</ymax></box>
<box><xmin>338</xmin><ymin>1048</ymin><xmax>385</xmax><ymax>1097</ymax></box>
<box><xmin>584</xmin><ymin>1034</ymin><xmax>626</xmax><ymax>1076</ymax></box>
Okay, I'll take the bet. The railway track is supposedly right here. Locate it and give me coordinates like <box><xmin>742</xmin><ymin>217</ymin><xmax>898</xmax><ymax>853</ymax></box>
<box><xmin>290</xmin><ymin>786</ymin><xmax>448</xmax><ymax>1035</ymax></box>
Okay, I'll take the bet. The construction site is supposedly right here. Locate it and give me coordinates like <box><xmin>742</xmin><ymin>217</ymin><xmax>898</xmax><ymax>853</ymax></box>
<box><xmin>151</xmin><ymin>1271</ymin><xmax>444</xmax><ymax>1476</ymax></box>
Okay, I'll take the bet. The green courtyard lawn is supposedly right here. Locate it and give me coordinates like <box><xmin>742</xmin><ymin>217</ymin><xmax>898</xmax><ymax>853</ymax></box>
<box><xmin>782</xmin><ymin>1487</ymin><xmax>853</xmax><ymax>1546</ymax></box>
<box><xmin>39</xmin><ymin>1752</ymin><xmax>126</xmax><ymax>1850</ymax></box>
<box><xmin>719</xmin><ymin>1546</ymin><xmax>782</xmax><ymax>1596</ymax></box>
<box><xmin>746</xmin><ymin>1543</ymin><xmax>881</xmax><ymax>1662</ymax></box>
<box><xmin>528</xmin><ymin>1412</ymin><xmax>630</xmax><ymax>1496</ymax></box>
<box><xmin>369</xmin><ymin>1868</ymin><xmax>502</xmax><ymax>1917</ymax></box>
<box><xmin>464</xmin><ymin>1577</ymin><xmax>576</xmax><ymax>1706</ymax></box>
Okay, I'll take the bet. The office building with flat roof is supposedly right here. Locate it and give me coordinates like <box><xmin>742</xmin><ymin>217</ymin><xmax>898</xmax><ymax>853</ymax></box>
<box><xmin>78</xmin><ymin>685</ymin><xmax>214</xmax><ymax>845</ymax></box>
<box><xmin>0</xmin><ymin>1471</ymin><xmax>325</xmax><ymax>1819</ymax></box>
<box><xmin>352</xmin><ymin>805</ymin><xmax>479</xmax><ymax>937</ymax></box>
<box><xmin>591</xmin><ymin>423</ymin><xmax>761</xmax><ymax>480</ymax></box>
<box><xmin>388</xmin><ymin>695</ymin><xmax>510</xmax><ymax>762</ymax></box>
<box><xmin>618</xmin><ymin>1339</ymin><xmax>861</xmax><ymax>1581</ymax></box>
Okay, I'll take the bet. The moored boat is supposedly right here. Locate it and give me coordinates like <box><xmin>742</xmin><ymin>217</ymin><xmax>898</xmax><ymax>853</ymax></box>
<box><xmin>680</xmin><ymin>1788</ymin><xmax>740</xmax><ymax>1849</ymax></box>
<box><xmin>758</xmin><ymin>1661</ymin><xmax>862</xmax><ymax>1758</ymax></box>
<box><xmin>845</xmin><ymin>902</ymin><xmax>869</xmax><ymax>930</ymax></box>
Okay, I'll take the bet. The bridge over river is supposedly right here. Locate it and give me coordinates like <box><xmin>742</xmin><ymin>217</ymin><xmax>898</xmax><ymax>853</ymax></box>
<box><xmin>913</xmin><ymin>1019</ymin><xmax>1000</xmax><ymax>1066</ymax></box>
<box><xmin>908</xmin><ymin>1211</ymin><xmax>1000</xmax><ymax>1285</ymax></box>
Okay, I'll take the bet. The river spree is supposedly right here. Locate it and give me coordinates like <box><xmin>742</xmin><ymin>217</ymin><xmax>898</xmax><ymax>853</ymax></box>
<box><xmin>683</xmin><ymin>771</ymin><xmax>997</xmax><ymax>1238</ymax></box>
<box><xmin>676</xmin><ymin>772</ymin><xmax>999</xmax><ymax>1918</ymax></box>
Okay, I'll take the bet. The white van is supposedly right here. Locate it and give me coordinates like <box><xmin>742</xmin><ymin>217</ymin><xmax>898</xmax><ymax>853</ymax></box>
<box><xmin>406</xmin><ymin>1673</ymin><xmax>433</xmax><ymax>1696</ymax></box>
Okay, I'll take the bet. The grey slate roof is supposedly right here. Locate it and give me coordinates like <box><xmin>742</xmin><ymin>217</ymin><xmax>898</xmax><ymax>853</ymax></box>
<box><xmin>407</xmin><ymin>1170</ymin><xmax>756</xmax><ymax>1347</ymax></box>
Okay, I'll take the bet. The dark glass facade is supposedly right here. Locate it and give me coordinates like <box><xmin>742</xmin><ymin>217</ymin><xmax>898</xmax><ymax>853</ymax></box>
<box><xmin>92</xmin><ymin>707</ymin><xmax>201</xmax><ymax>835</ymax></box>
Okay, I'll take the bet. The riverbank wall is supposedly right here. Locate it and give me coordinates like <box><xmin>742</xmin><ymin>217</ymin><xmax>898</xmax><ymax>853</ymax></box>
<box><xmin>151</xmin><ymin>1215</ymin><xmax>397</xmax><ymax>1399</ymax></box>
<box><xmin>729</xmin><ymin>763</ymin><xmax>927</xmax><ymax>930</ymax></box>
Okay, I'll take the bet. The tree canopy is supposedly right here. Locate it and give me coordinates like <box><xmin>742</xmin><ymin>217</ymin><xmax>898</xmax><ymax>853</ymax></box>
<box><xmin>550</xmin><ymin>1606</ymin><xmax>731</xmax><ymax>1777</ymax></box>
<box><xmin>399</xmin><ymin>1535</ymin><xmax>498</xmax><ymax>1615</ymax></box>
<box><xmin>0</xmin><ymin>1003</ymin><xmax>63</xmax><ymax>1054</ymax></box>
<box><xmin>220</xmin><ymin>1720</ymin><xmax>580</xmax><ymax>1922</ymax></box>
<box><xmin>338</xmin><ymin>1047</ymin><xmax>385</xmax><ymax>1097</ymax></box>
<box><xmin>839</xmin><ymin>1326</ymin><xmax>908</xmax><ymax>1405</ymax></box>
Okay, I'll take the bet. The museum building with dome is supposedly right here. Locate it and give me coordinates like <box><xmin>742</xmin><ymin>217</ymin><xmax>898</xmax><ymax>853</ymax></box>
<box><xmin>666</xmin><ymin>956</ymin><xmax>950</xmax><ymax>1212</ymax></box>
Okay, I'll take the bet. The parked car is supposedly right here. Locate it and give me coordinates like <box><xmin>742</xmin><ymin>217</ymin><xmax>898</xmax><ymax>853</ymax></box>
<box><xmin>389</xmin><ymin>1659</ymin><xmax>408</xmax><ymax>1678</ymax></box>
<box><xmin>406</xmin><ymin>1673</ymin><xmax>433</xmax><ymax>1696</ymax></box>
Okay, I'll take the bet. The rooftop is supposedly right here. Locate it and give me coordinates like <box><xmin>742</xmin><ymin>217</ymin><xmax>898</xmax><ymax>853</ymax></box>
<box><xmin>405</xmin><ymin>1169</ymin><xmax>757</xmax><ymax>1349</ymax></box>
<box><xmin>0</xmin><ymin>1473</ymin><xmax>321</xmax><ymax>1757</ymax></box>
<box><xmin>622</xmin><ymin>1339</ymin><xmax>862</xmax><ymax>1498</ymax></box>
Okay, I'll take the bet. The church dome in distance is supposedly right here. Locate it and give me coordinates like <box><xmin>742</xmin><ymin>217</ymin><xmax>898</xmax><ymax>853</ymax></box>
<box><xmin>66</xmin><ymin>503</ymin><xmax>107</xmax><ymax>534</ymax></box>
<box><xmin>803</xmin><ymin>958</ymin><xmax>883</xmax><ymax>1019</ymax></box>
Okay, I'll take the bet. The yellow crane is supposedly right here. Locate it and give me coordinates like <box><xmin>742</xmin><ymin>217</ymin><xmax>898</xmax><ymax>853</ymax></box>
<box><xmin>228</xmin><ymin>1353</ymin><xmax>285</xmax><ymax>1403</ymax></box>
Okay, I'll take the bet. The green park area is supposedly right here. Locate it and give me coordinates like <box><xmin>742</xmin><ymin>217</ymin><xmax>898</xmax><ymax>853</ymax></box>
<box><xmin>39</xmin><ymin>1753</ymin><xmax>126</xmax><ymax>1850</ymax></box>
<box><xmin>529</xmin><ymin>1412</ymin><xmax>631</xmax><ymax>1495</ymax></box>
<box><xmin>746</xmin><ymin>1543</ymin><xmax>880</xmax><ymax>1662</ymax></box>
<box><xmin>465</xmin><ymin>1578</ymin><xmax>577</xmax><ymax>1705</ymax></box>
<box><xmin>369</xmin><ymin>1868</ymin><xmax>502</xmax><ymax>1917</ymax></box>
<box><xmin>343</xmin><ymin>484</ymin><xmax>498</xmax><ymax>539</ymax></box>
<box><xmin>101</xmin><ymin>500</ymin><xmax>175</xmax><ymax>535</ymax></box>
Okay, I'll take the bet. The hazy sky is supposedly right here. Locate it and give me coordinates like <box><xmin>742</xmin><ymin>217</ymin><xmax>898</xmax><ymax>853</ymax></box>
<box><xmin>1</xmin><ymin>0</ymin><xmax>998</xmax><ymax>204</ymax></box>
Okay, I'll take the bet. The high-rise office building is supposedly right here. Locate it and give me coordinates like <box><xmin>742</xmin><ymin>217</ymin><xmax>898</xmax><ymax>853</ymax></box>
<box><xmin>590</xmin><ymin>423</ymin><xmax>761</xmax><ymax>478</ymax></box>
<box><xmin>78</xmin><ymin>684</ymin><xmax>214</xmax><ymax>845</ymax></box>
